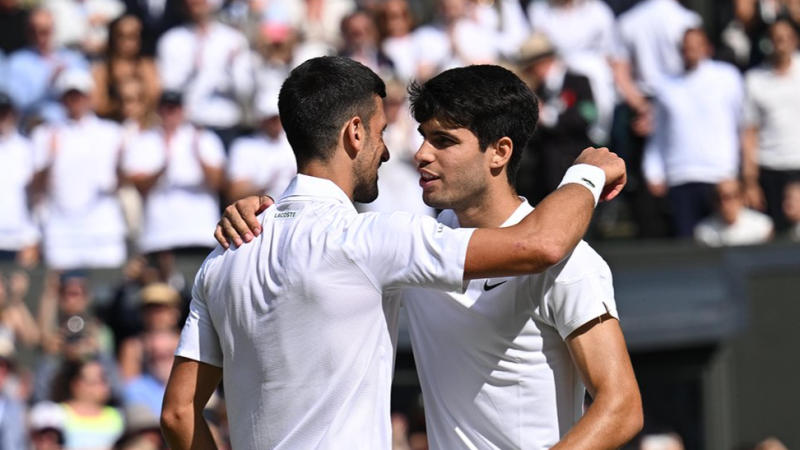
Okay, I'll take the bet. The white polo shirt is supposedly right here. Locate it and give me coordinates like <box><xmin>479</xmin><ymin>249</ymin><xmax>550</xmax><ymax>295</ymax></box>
<box><xmin>395</xmin><ymin>200</ymin><xmax>617</xmax><ymax>449</ymax></box>
<box><xmin>176</xmin><ymin>174</ymin><xmax>474</xmax><ymax>450</ymax></box>
<box><xmin>227</xmin><ymin>132</ymin><xmax>296</xmax><ymax>198</ymax></box>
<box><xmin>32</xmin><ymin>115</ymin><xmax>126</xmax><ymax>269</ymax></box>
<box><xmin>123</xmin><ymin>123</ymin><xmax>226</xmax><ymax>253</ymax></box>
<box><xmin>743</xmin><ymin>54</ymin><xmax>800</xmax><ymax>170</ymax></box>
<box><xmin>0</xmin><ymin>130</ymin><xmax>39</xmax><ymax>250</ymax></box>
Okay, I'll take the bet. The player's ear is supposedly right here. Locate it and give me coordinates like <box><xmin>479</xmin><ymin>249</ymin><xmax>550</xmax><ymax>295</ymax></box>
<box><xmin>489</xmin><ymin>137</ymin><xmax>513</xmax><ymax>170</ymax></box>
<box><xmin>342</xmin><ymin>116</ymin><xmax>364</xmax><ymax>158</ymax></box>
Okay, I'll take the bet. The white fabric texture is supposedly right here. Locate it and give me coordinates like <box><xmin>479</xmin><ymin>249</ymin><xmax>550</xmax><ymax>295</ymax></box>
<box><xmin>176</xmin><ymin>174</ymin><xmax>474</xmax><ymax>450</ymax></box>
<box><xmin>123</xmin><ymin>123</ymin><xmax>225</xmax><ymax>253</ymax></box>
<box><xmin>743</xmin><ymin>53</ymin><xmax>800</xmax><ymax>170</ymax></box>
<box><xmin>694</xmin><ymin>208</ymin><xmax>773</xmax><ymax>246</ymax></box>
<box><xmin>643</xmin><ymin>60</ymin><xmax>744</xmax><ymax>186</ymax></box>
<box><xmin>399</xmin><ymin>201</ymin><xmax>617</xmax><ymax>449</ymax></box>
<box><xmin>0</xmin><ymin>131</ymin><xmax>39</xmax><ymax>249</ymax></box>
<box><xmin>227</xmin><ymin>132</ymin><xmax>296</xmax><ymax>198</ymax></box>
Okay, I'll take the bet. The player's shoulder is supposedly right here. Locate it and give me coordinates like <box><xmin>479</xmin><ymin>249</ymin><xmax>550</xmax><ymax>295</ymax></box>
<box><xmin>549</xmin><ymin>240</ymin><xmax>612</xmax><ymax>284</ymax></box>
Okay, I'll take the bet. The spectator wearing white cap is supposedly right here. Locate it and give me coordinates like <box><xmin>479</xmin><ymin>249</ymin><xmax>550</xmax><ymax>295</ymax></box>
<box><xmin>31</xmin><ymin>69</ymin><xmax>126</xmax><ymax>270</ymax></box>
<box><xmin>29</xmin><ymin>401</ymin><xmax>67</xmax><ymax>450</ymax></box>
<box><xmin>155</xmin><ymin>0</ymin><xmax>254</xmax><ymax>147</ymax></box>
<box><xmin>6</xmin><ymin>8</ymin><xmax>88</xmax><ymax>125</ymax></box>
<box><xmin>0</xmin><ymin>91</ymin><xmax>39</xmax><ymax>266</ymax></box>
<box><xmin>226</xmin><ymin>91</ymin><xmax>295</xmax><ymax>202</ymax></box>
<box><xmin>123</xmin><ymin>90</ymin><xmax>225</xmax><ymax>255</ymax></box>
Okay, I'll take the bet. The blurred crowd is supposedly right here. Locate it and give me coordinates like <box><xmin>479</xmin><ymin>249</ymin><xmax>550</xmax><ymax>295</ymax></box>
<box><xmin>0</xmin><ymin>0</ymin><xmax>799</xmax><ymax>447</ymax></box>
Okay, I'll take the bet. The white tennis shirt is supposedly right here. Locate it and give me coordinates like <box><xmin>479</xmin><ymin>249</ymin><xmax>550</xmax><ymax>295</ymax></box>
<box><xmin>176</xmin><ymin>174</ymin><xmax>474</xmax><ymax>449</ymax></box>
<box><xmin>396</xmin><ymin>201</ymin><xmax>618</xmax><ymax>449</ymax></box>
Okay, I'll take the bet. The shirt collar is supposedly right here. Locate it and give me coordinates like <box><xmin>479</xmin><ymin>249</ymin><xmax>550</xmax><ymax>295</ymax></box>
<box><xmin>279</xmin><ymin>174</ymin><xmax>355</xmax><ymax>209</ymax></box>
<box><xmin>499</xmin><ymin>198</ymin><xmax>534</xmax><ymax>227</ymax></box>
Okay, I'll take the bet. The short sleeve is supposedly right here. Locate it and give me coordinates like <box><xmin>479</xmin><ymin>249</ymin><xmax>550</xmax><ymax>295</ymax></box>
<box><xmin>742</xmin><ymin>72</ymin><xmax>761</xmax><ymax>127</ymax></box>
<box><xmin>175</xmin><ymin>265</ymin><xmax>223</xmax><ymax>367</ymax></box>
<box><xmin>30</xmin><ymin>125</ymin><xmax>53</xmax><ymax>172</ymax></box>
<box><xmin>541</xmin><ymin>243</ymin><xmax>618</xmax><ymax>339</ymax></box>
<box><xmin>198</xmin><ymin>130</ymin><xmax>226</xmax><ymax>168</ymax></box>
<box><xmin>347</xmin><ymin>212</ymin><xmax>474</xmax><ymax>292</ymax></box>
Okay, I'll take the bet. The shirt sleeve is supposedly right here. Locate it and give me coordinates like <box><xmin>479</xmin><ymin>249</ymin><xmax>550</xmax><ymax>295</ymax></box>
<box><xmin>198</xmin><ymin>130</ymin><xmax>226</xmax><ymax>168</ymax></box>
<box><xmin>540</xmin><ymin>243</ymin><xmax>618</xmax><ymax>339</ymax></box>
<box><xmin>347</xmin><ymin>212</ymin><xmax>474</xmax><ymax>293</ymax></box>
<box><xmin>175</xmin><ymin>264</ymin><xmax>224</xmax><ymax>367</ymax></box>
<box><xmin>643</xmin><ymin>100</ymin><xmax>668</xmax><ymax>185</ymax></box>
<box><xmin>742</xmin><ymin>71</ymin><xmax>760</xmax><ymax>127</ymax></box>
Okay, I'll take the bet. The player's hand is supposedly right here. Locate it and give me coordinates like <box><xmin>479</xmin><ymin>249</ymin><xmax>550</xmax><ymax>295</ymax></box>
<box><xmin>574</xmin><ymin>147</ymin><xmax>627</xmax><ymax>202</ymax></box>
<box><xmin>214</xmin><ymin>195</ymin><xmax>274</xmax><ymax>249</ymax></box>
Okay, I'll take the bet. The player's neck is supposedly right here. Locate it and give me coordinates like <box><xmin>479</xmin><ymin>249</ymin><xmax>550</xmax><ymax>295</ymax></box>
<box><xmin>454</xmin><ymin>184</ymin><xmax>522</xmax><ymax>228</ymax></box>
<box><xmin>299</xmin><ymin>159</ymin><xmax>356</xmax><ymax>201</ymax></box>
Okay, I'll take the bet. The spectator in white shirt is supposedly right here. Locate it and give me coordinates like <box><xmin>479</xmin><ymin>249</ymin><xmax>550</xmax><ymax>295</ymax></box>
<box><xmin>6</xmin><ymin>8</ymin><xmax>89</xmax><ymax>127</ymax></box>
<box><xmin>694</xmin><ymin>178</ymin><xmax>773</xmax><ymax>246</ymax></box>
<box><xmin>31</xmin><ymin>69</ymin><xmax>126</xmax><ymax>270</ymax></box>
<box><xmin>253</xmin><ymin>22</ymin><xmax>296</xmax><ymax>104</ymax></box>
<box><xmin>377</xmin><ymin>0</ymin><xmax>418</xmax><ymax>82</ymax></box>
<box><xmin>644</xmin><ymin>28</ymin><xmax>744</xmax><ymax>237</ymax></box>
<box><xmin>123</xmin><ymin>90</ymin><xmax>225</xmax><ymax>256</ymax></box>
<box><xmin>0</xmin><ymin>92</ymin><xmax>39</xmax><ymax>267</ymax></box>
<box><xmin>156</xmin><ymin>0</ymin><xmax>254</xmax><ymax>147</ymax></box>
<box><xmin>226</xmin><ymin>91</ymin><xmax>295</xmax><ymax>202</ymax></box>
<box><xmin>44</xmin><ymin>0</ymin><xmax>124</xmax><ymax>57</ymax></box>
<box><xmin>741</xmin><ymin>18</ymin><xmax>800</xmax><ymax>232</ymax></box>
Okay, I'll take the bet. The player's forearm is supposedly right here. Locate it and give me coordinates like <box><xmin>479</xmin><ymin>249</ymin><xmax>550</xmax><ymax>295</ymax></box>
<box><xmin>160</xmin><ymin>402</ymin><xmax>217</xmax><ymax>450</ymax></box>
<box><xmin>464</xmin><ymin>184</ymin><xmax>594</xmax><ymax>278</ymax></box>
<box><xmin>552</xmin><ymin>389</ymin><xmax>643</xmax><ymax>449</ymax></box>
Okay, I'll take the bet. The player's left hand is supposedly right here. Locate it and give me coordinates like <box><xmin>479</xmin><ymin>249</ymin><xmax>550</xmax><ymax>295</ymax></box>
<box><xmin>215</xmin><ymin>195</ymin><xmax>274</xmax><ymax>249</ymax></box>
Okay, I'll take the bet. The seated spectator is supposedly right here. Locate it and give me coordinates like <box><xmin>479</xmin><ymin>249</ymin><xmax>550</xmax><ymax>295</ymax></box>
<box><xmin>0</xmin><ymin>91</ymin><xmax>39</xmax><ymax>267</ymax></box>
<box><xmin>34</xmin><ymin>271</ymin><xmax>120</xmax><ymax>404</ymax></box>
<box><xmin>156</xmin><ymin>0</ymin><xmax>254</xmax><ymax>147</ymax></box>
<box><xmin>253</xmin><ymin>21</ymin><xmax>296</xmax><ymax>99</ymax></box>
<box><xmin>31</xmin><ymin>69</ymin><xmax>126</xmax><ymax>270</ymax></box>
<box><xmin>783</xmin><ymin>181</ymin><xmax>800</xmax><ymax>240</ymax></box>
<box><xmin>113</xmin><ymin>404</ymin><xmax>165</xmax><ymax>450</ymax></box>
<box><xmin>122</xmin><ymin>327</ymin><xmax>180</xmax><ymax>417</ymax></box>
<box><xmin>643</xmin><ymin>28</ymin><xmax>744</xmax><ymax>237</ymax></box>
<box><xmin>516</xmin><ymin>34</ymin><xmax>597</xmax><ymax>203</ymax></box>
<box><xmin>117</xmin><ymin>282</ymin><xmax>181</xmax><ymax>381</ymax></box>
<box><xmin>694</xmin><ymin>179</ymin><xmax>773</xmax><ymax>246</ymax></box>
<box><xmin>741</xmin><ymin>19</ymin><xmax>800</xmax><ymax>232</ymax></box>
<box><xmin>123</xmin><ymin>91</ymin><xmax>225</xmax><ymax>255</ymax></box>
<box><xmin>0</xmin><ymin>0</ymin><xmax>30</xmax><ymax>55</ymax></box>
<box><xmin>45</xmin><ymin>0</ymin><xmax>124</xmax><ymax>57</ymax></box>
<box><xmin>92</xmin><ymin>15</ymin><xmax>160</xmax><ymax>121</ymax></box>
<box><xmin>6</xmin><ymin>8</ymin><xmax>88</xmax><ymax>126</ymax></box>
<box><xmin>122</xmin><ymin>0</ymin><xmax>183</xmax><ymax>56</ymax></box>
<box><xmin>51</xmin><ymin>359</ymin><xmax>124</xmax><ymax>450</ymax></box>
<box><xmin>226</xmin><ymin>91</ymin><xmax>295</xmax><ymax>202</ymax></box>
<box><xmin>339</xmin><ymin>9</ymin><xmax>395</xmax><ymax>78</ymax></box>
<box><xmin>29</xmin><ymin>401</ymin><xmax>67</xmax><ymax>450</ymax></box>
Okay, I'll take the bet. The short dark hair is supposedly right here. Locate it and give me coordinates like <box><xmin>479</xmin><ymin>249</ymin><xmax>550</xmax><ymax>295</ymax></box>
<box><xmin>409</xmin><ymin>65</ymin><xmax>538</xmax><ymax>184</ymax></box>
<box><xmin>279</xmin><ymin>56</ymin><xmax>386</xmax><ymax>168</ymax></box>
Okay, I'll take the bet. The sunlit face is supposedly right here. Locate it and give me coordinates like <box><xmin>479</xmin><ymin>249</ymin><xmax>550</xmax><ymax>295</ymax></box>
<box><xmin>62</xmin><ymin>90</ymin><xmax>91</xmax><ymax>120</ymax></box>
<box><xmin>353</xmin><ymin>97</ymin><xmax>390</xmax><ymax>203</ymax></box>
<box><xmin>119</xmin><ymin>79</ymin><xmax>146</xmax><ymax>121</ymax></box>
<box><xmin>59</xmin><ymin>278</ymin><xmax>89</xmax><ymax>316</ymax></box>
<box><xmin>73</xmin><ymin>361</ymin><xmax>110</xmax><ymax>405</ymax></box>
<box><xmin>414</xmin><ymin>119</ymin><xmax>491</xmax><ymax>210</ymax></box>
<box><xmin>383</xmin><ymin>0</ymin><xmax>412</xmax><ymax>38</ymax></box>
<box><xmin>29</xmin><ymin>10</ymin><xmax>54</xmax><ymax>51</ymax></box>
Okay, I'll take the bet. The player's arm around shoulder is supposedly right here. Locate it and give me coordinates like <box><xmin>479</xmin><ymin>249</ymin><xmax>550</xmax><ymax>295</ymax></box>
<box><xmin>552</xmin><ymin>266</ymin><xmax>643</xmax><ymax>449</ymax></box>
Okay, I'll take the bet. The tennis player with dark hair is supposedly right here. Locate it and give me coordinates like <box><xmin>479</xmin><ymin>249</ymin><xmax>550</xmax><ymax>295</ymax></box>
<box><xmin>161</xmin><ymin>57</ymin><xmax>627</xmax><ymax>449</ymax></box>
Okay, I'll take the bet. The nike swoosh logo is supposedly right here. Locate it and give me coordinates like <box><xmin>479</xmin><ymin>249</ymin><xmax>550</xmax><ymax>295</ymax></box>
<box><xmin>483</xmin><ymin>280</ymin><xmax>507</xmax><ymax>291</ymax></box>
<box><xmin>581</xmin><ymin>177</ymin><xmax>596</xmax><ymax>188</ymax></box>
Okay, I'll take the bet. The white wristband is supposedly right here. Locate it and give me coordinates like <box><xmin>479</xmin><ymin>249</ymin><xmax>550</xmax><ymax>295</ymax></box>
<box><xmin>557</xmin><ymin>164</ymin><xmax>606</xmax><ymax>206</ymax></box>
